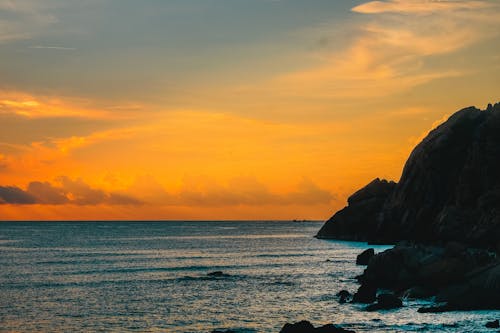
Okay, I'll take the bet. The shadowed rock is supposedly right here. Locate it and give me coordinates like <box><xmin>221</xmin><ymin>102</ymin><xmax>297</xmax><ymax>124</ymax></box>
<box><xmin>356</xmin><ymin>248</ymin><xmax>375</xmax><ymax>265</ymax></box>
<box><xmin>352</xmin><ymin>282</ymin><xmax>376</xmax><ymax>303</ymax></box>
<box><xmin>485</xmin><ymin>320</ymin><xmax>499</xmax><ymax>328</ymax></box>
<box><xmin>336</xmin><ymin>290</ymin><xmax>352</xmax><ymax>304</ymax></box>
<box><xmin>207</xmin><ymin>271</ymin><xmax>231</xmax><ymax>277</ymax></box>
<box><xmin>316</xmin><ymin>178</ymin><xmax>396</xmax><ymax>241</ymax></box>
<box><xmin>279</xmin><ymin>320</ymin><xmax>355</xmax><ymax>333</ymax></box>
<box><xmin>317</xmin><ymin>103</ymin><xmax>500</xmax><ymax>250</ymax></box>
<box><xmin>357</xmin><ymin>242</ymin><xmax>498</xmax><ymax>311</ymax></box>
<box><xmin>365</xmin><ymin>293</ymin><xmax>403</xmax><ymax>311</ymax></box>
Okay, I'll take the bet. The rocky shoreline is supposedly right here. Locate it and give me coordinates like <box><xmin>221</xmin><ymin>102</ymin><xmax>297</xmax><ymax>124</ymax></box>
<box><xmin>350</xmin><ymin>243</ymin><xmax>499</xmax><ymax>311</ymax></box>
<box><xmin>212</xmin><ymin>103</ymin><xmax>500</xmax><ymax>332</ymax></box>
<box><xmin>276</xmin><ymin>242</ymin><xmax>499</xmax><ymax>333</ymax></box>
<box><xmin>302</xmin><ymin>103</ymin><xmax>500</xmax><ymax>331</ymax></box>
<box><xmin>317</xmin><ymin>103</ymin><xmax>500</xmax><ymax>313</ymax></box>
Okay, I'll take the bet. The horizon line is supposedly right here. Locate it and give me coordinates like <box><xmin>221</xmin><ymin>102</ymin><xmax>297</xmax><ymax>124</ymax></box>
<box><xmin>0</xmin><ymin>219</ymin><xmax>324</xmax><ymax>223</ymax></box>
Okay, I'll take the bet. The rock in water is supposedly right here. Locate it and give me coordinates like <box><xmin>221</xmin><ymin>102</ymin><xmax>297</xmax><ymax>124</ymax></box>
<box><xmin>336</xmin><ymin>290</ymin><xmax>352</xmax><ymax>304</ymax></box>
<box><xmin>280</xmin><ymin>321</ymin><xmax>315</xmax><ymax>333</ymax></box>
<box><xmin>279</xmin><ymin>320</ymin><xmax>355</xmax><ymax>333</ymax></box>
<box><xmin>365</xmin><ymin>293</ymin><xmax>403</xmax><ymax>311</ymax></box>
<box><xmin>485</xmin><ymin>319</ymin><xmax>499</xmax><ymax>328</ymax></box>
<box><xmin>358</xmin><ymin>242</ymin><xmax>498</xmax><ymax>311</ymax></box>
<box><xmin>317</xmin><ymin>103</ymin><xmax>500</xmax><ymax>250</ymax></box>
<box><xmin>352</xmin><ymin>282</ymin><xmax>377</xmax><ymax>303</ymax></box>
<box><xmin>207</xmin><ymin>271</ymin><xmax>230</xmax><ymax>277</ymax></box>
<box><xmin>356</xmin><ymin>248</ymin><xmax>375</xmax><ymax>265</ymax></box>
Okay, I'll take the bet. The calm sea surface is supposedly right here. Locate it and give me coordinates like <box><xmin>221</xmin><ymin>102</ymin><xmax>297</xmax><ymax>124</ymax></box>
<box><xmin>0</xmin><ymin>221</ymin><xmax>498</xmax><ymax>332</ymax></box>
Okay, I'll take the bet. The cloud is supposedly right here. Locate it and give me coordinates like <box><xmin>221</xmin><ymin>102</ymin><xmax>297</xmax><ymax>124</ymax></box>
<box><xmin>130</xmin><ymin>175</ymin><xmax>335</xmax><ymax>207</ymax></box>
<box><xmin>0</xmin><ymin>91</ymin><xmax>114</xmax><ymax>119</ymax></box>
<box><xmin>255</xmin><ymin>0</ymin><xmax>500</xmax><ymax>100</ymax></box>
<box><xmin>0</xmin><ymin>186</ymin><xmax>36</xmax><ymax>204</ymax></box>
<box><xmin>0</xmin><ymin>175</ymin><xmax>333</xmax><ymax>208</ymax></box>
<box><xmin>0</xmin><ymin>0</ymin><xmax>57</xmax><ymax>43</ymax></box>
<box><xmin>352</xmin><ymin>0</ymin><xmax>493</xmax><ymax>14</ymax></box>
<box><xmin>29</xmin><ymin>45</ymin><xmax>76</xmax><ymax>51</ymax></box>
<box><xmin>26</xmin><ymin>181</ymin><xmax>68</xmax><ymax>204</ymax></box>
<box><xmin>0</xmin><ymin>153</ymin><xmax>8</xmax><ymax>169</ymax></box>
<box><xmin>0</xmin><ymin>177</ymin><xmax>142</xmax><ymax>206</ymax></box>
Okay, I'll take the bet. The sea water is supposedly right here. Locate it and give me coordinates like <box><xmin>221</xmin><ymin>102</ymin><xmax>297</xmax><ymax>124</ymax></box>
<box><xmin>0</xmin><ymin>221</ymin><xmax>498</xmax><ymax>332</ymax></box>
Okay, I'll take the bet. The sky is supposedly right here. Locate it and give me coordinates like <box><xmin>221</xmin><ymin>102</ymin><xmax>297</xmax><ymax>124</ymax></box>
<box><xmin>0</xmin><ymin>0</ymin><xmax>499</xmax><ymax>220</ymax></box>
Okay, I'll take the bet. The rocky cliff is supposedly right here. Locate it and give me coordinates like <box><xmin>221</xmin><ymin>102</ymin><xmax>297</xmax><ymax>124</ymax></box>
<box><xmin>317</xmin><ymin>103</ymin><xmax>500</xmax><ymax>250</ymax></box>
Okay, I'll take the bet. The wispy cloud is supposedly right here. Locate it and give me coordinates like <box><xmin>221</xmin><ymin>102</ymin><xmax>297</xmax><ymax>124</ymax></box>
<box><xmin>29</xmin><ymin>45</ymin><xmax>76</xmax><ymax>51</ymax></box>
<box><xmin>352</xmin><ymin>0</ymin><xmax>493</xmax><ymax>14</ymax></box>
<box><xmin>0</xmin><ymin>90</ymin><xmax>132</xmax><ymax>119</ymax></box>
<box><xmin>246</xmin><ymin>0</ymin><xmax>500</xmax><ymax>101</ymax></box>
<box><xmin>0</xmin><ymin>0</ymin><xmax>57</xmax><ymax>42</ymax></box>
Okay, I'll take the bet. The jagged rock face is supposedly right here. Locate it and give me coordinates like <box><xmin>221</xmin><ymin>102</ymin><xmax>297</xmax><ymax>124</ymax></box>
<box><xmin>316</xmin><ymin>178</ymin><xmax>396</xmax><ymax>240</ymax></box>
<box><xmin>378</xmin><ymin>104</ymin><xmax>500</xmax><ymax>246</ymax></box>
<box><xmin>318</xmin><ymin>103</ymin><xmax>500</xmax><ymax>249</ymax></box>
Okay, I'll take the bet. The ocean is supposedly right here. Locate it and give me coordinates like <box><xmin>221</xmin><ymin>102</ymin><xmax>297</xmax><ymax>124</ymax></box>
<box><xmin>0</xmin><ymin>221</ymin><xmax>498</xmax><ymax>332</ymax></box>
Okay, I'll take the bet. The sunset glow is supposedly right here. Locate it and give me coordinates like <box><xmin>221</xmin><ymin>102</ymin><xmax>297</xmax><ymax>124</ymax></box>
<box><xmin>1</xmin><ymin>0</ymin><xmax>499</xmax><ymax>220</ymax></box>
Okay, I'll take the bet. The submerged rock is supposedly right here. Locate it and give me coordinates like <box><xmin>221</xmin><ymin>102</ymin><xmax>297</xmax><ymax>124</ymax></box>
<box><xmin>356</xmin><ymin>248</ymin><xmax>375</xmax><ymax>265</ymax></box>
<box><xmin>485</xmin><ymin>319</ymin><xmax>499</xmax><ymax>328</ymax></box>
<box><xmin>279</xmin><ymin>320</ymin><xmax>355</xmax><ymax>333</ymax></box>
<box><xmin>207</xmin><ymin>271</ymin><xmax>231</xmax><ymax>277</ymax></box>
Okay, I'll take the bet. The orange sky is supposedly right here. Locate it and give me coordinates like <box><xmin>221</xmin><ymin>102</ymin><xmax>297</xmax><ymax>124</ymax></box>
<box><xmin>0</xmin><ymin>0</ymin><xmax>499</xmax><ymax>220</ymax></box>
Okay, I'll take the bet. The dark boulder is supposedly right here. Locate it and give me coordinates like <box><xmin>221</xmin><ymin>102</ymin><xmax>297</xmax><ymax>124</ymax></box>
<box><xmin>279</xmin><ymin>320</ymin><xmax>355</xmax><ymax>333</ymax></box>
<box><xmin>356</xmin><ymin>248</ymin><xmax>375</xmax><ymax>265</ymax></box>
<box><xmin>280</xmin><ymin>320</ymin><xmax>315</xmax><ymax>333</ymax></box>
<box><xmin>336</xmin><ymin>290</ymin><xmax>352</xmax><ymax>304</ymax></box>
<box><xmin>352</xmin><ymin>282</ymin><xmax>376</xmax><ymax>303</ymax></box>
<box><xmin>366</xmin><ymin>293</ymin><xmax>403</xmax><ymax>311</ymax></box>
<box><xmin>485</xmin><ymin>320</ymin><xmax>499</xmax><ymax>328</ymax></box>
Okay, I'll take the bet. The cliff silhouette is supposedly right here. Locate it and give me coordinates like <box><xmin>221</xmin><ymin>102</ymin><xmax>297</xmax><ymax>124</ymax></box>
<box><xmin>317</xmin><ymin>102</ymin><xmax>500</xmax><ymax>251</ymax></box>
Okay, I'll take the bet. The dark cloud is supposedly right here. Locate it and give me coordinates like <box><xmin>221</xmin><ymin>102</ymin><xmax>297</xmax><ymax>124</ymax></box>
<box><xmin>27</xmin><ymin>181</ymin><xmax>69</xmax><ymax>204</ymax></box>
<box><xmin>0</xmin><ymin>178</ymin><xmax>142</xmax><ymax>206</ymax></box>
<box><xmin>0</xmin><ymin>186</ymin><xmax>36</xmax><ymax>204</ymax></box>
